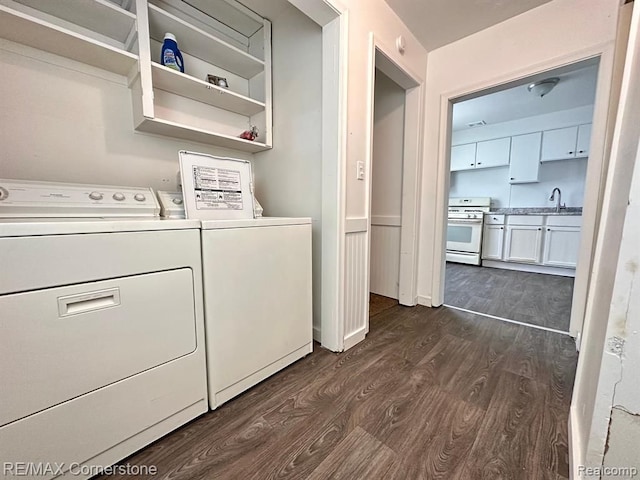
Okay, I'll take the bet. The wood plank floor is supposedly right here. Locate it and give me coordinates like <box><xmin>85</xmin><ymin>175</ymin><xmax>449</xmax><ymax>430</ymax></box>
<box><xmin>444</xmin><ymin>262</ymin><xmax>574</xmax><ymax>332</ymax></box>
<box><xmin>98</xmin><ymin>304</ymin><xmax>577</xmax><ymax>480</ymax></box>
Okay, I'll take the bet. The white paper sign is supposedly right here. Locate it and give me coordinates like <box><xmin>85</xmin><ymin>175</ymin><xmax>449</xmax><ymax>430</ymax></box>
<box><xmin>179</xmin><ymin>151</ymin><xmax>255</xmax><ymax>220</ymax></box>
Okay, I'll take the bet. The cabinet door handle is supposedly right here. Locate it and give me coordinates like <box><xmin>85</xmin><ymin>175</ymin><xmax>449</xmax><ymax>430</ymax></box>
<box><xmin>578</xmin><ymin>150</ymin><xmax>585</xmax><ymax>154</ymax></box>
<box><xmin>470</xmin><ymin>163</ymin><xmax>474</xmax><ymax>166</ymax></box>
<box><xmin>500</xmin><ymin>227</ymin><xmax>504</xmax><ymax>230</ymax></box>
<box><xmin>510</xmin><ymin>177</ymin><xmax>515</xmax><ymax>180</ymax></box>
<box><xmin>537</xmin><ymin>228</ymin><xmax>542</xmax><ymax>231</ymax></box>
<box><xmin>477</xmin><ymin>162</ymin><xmax>482</xmax><ymax>165</ymax></box>
<box><xmin>568</xmin><ymin>151</ymin><xmax>574</xmax><ymax>154</ymax></box>
<box><xmin>547</xmin><ymin>228</ymin><xmax>551</xmax><ymax>231</ymax></box>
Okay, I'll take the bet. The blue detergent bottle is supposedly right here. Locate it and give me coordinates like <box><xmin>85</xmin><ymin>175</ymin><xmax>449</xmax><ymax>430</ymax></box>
<box><xmin>161</xmin><ymin>33</ymin><xmax>184</xmax><ymax>73</ymax></box>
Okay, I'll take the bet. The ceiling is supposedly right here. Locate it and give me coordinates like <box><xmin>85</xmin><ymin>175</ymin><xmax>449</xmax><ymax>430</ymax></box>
<box><xmin>452</xmin><ymin>62</ymin><xmax>598</xmax><ymax>131</ymax></box>
<box><xmin>384</xmin><ymin>0</ymin><xmax>553</xmax><ymax>51</ymax></box>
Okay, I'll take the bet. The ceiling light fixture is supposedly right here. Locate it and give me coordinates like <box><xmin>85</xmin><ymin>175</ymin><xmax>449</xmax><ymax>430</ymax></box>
<box><xmin>527</xmin><ymin>77</ymin><xmax>560</xmax><ymax>97</ymax></box>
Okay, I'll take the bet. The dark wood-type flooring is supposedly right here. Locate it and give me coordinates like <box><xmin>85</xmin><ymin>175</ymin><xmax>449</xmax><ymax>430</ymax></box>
<box><xmin>369</xmin><ymin>292</ymin><xmax>398</xmax><ymax>317</ymax></box>
<box><xmin>444</xmin><ymin>262</ymin><xmax>574</xmax><ymax>332</ymax></box>
<box><xmin>99</xmin><ymin>303</ymin><xmax>577</xmax><ymax>480</ymax></box>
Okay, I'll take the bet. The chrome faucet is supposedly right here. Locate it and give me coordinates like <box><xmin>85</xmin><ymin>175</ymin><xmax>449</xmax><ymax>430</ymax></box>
<box><xmin>549</xmin><ymin>187</ymin><xmax>565</xmax><ymax>213</ymax></box>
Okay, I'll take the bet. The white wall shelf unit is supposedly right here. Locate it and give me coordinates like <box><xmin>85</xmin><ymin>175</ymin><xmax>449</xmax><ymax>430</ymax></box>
<box><xmin>0</xmin><ymin>0</ymin><xmax>138</xmax><ymax>76</ymax></box>
<box><xmin>131</xmin><ymin>0</ymin><xmax>272</xmax><ymax>152</ymax></box>
<box><xmin>135</xmin><ymin>117</ymin><xmax>269</xmax><ymax>153</ymax></box>
<box><xmin>151</xmin><ymin>62</ymin><xmax>265</xmax><ymax>116</ymax></box>
<box><xmin>146</xmin><ymin>4</ymin><xmax>264</xmax><ymax>78</ymax></box>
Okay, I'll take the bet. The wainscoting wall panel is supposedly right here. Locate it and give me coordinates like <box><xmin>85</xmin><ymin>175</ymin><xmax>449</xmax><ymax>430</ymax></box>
<box><xmin>344</xmin><ymin>228</ymin><xmax>368</xmax><ymax>350</ymax></box>
<box><xmin>370</xmin><ymin>222</ymin><xmax>401</xmax><ymax>299</ymax></box>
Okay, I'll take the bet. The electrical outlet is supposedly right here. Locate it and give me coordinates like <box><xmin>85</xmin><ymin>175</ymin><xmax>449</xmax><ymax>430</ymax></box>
<box><xmin>357</xmin><ymin>161</ymin><xmax>365</xmax><ymax>180</ymax></box>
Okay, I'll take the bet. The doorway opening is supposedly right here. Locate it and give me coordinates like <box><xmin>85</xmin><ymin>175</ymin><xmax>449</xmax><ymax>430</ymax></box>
<box><xmin>364</xmin><ymin>45</ymin><xmax>423</xmax><ymax>339</ymax></box>
<box><xmin>369</xmin><ymin>68</ymin><xmax>405</xmax><ymax>318</ymax></box>
<box><xmin>443</xmin><ymin>58</ymin><xmax>599</xmax><ymax>334</ymax></box>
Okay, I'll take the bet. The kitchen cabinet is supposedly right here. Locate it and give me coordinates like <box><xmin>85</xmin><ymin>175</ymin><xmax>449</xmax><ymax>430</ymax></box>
<box><xmin>475</xmin><ymin>137</ymin><xmax>511</xmax><ymax>169</ymax></box>
<box><xmin>450</xmin><ymin>138</ymin><xmax>509</xmax><ymax>172</ymax></box>
<box><xmin>542</xmin><ymin>216</ymin><xmax>582</xmax><ymax>268</ymax></box>
<box><xmin>504</xmin><ymin>216</ymin><xmax>544</xmax><ymax>264</ymax></box>
<box><xmin>482</xmin><ymin>224</ymin><xmax>505</xmax><ymax>260</ymax></box>
<box><xmin>131</xmin><ymin>0</ymin><xmax>272</xmax><ymax>152</ymax></box>
<box><xmin>509</xmin><ymin>132</ymin><xmax>541</xmax><ymax>184</ymax></box>
<box><xmin>451</xmin><ymin>143</ymin><xmax>477</xmax><ymax>171</ymax></box>
<box><xmin>484</xmin><ymin>214</ymin><xmax>582</xmax><ymax>272</ymax></box>
<box><xmin>540</xmin><ymin>123</ymin><xmax>591</xmax><ymax>162</ymax></box>
<box><xmin>576</xmin><ymin>123</ymin><xmax>592</xmax><ymax>157</ymax></box>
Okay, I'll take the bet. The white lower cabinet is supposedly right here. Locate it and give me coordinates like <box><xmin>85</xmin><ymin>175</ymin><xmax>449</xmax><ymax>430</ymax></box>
<box><xmin>504</xmin><ymin>225</ymin><xmax>543</xmax><ymax>264</ymax></box>
<box><xmin>483</xmin><ymin>214</ymin><xmax>582</xmax><ymax>273</ymax></box>
<box><xmin>542</xmin><ymin>215</ymin><xmax>583</xmax><ymax>268</ymax></box>
<box><xmin>482</xmin><ymin>224</ymin><xmax>505</xmax><ymax>260</ymax></box>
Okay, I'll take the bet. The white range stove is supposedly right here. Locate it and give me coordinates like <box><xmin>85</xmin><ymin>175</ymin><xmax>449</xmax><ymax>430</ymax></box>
<box><xmin>0</xmin><ymin>178</ymin><xmax>208</xmax><ymax>480</ymax></box>
<box><xmin>446</xmin><ymin>197</ymin><xmax>491</xmax><ymax>265</ymax></box>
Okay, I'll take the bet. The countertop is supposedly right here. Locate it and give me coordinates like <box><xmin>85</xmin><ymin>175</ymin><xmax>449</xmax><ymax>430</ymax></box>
<box><xmin>487</xmin><ymin>207</ymin><xmax>582</xmax><ymax>216</ymax></box>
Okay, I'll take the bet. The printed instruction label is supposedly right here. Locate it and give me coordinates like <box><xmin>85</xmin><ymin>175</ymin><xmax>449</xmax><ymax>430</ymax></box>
<box><xmin>192</xmin><ymin>166</ymin><xmax>243</xmax><ymax>210</ymax></box>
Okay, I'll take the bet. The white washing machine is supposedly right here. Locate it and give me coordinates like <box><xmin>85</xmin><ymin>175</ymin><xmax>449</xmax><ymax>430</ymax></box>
<box><xmin>200</xmin><ymin>217</ymin><xmax>313</xmax><ymax>408</ymax></box>
<box><xmin>0</xmin><ymin>179</ymin><xmax>208</xmax><ymax>480</ymax></box>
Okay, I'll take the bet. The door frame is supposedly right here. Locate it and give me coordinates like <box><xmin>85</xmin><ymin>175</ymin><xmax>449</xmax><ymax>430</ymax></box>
<box><xmin>288</xmin><ymin>0</ymin><xmax>348</xmax><ymax>351</ymax></box>
<box><xmin>364</xmin><ymin>34</ymin><xmax>424</xmax><ymax>315</ymax></box>
<box><xmin>430</xmin><ymin>42</ymin><xmax>618</xmax><ymax>338</ymax></box>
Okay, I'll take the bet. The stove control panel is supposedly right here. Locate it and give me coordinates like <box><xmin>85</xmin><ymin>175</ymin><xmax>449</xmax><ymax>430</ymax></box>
<box><xmin>0</xmin><ymin>179</ymin><xmax>160</xmax><ymax>218</ymax></box>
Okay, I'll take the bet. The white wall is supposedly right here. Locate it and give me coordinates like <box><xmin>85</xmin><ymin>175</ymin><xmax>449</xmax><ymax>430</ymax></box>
<box><xmin>335</xmin><ymin>0</ymin><xmax>428</xmax><ymax>219</ymax></box>
<box><xmin>452</xmin><ymin>105</ymin><xmax>594</xmax><ymax>144</ymax></box>
<box><xmin>593</xmin><ymin>138</ymin><xmax>640</xmax><ymax>471</ymax></box>
<box><xmin>450</xmin><ymin>158</ymin><xmax>588</xmax><ymax>208</ymax></box>
<box><xmin>252</xmin><ymin>5</ymin><xmax>323</xmax><ymax>335</ymax></box>
<box><xmin>370</xmin><ymin>70</ymin><xmax>404</xmax><ymax>299</ymax></box>
<box><xmin>0</xmin><ymin>40</ymin><xmax>251</xmax><ymax>190</ymax></box>
<box><xmin>417</xmin><ymin>0</ymin><xmax>620</xmax><ymax>307</ymax></box>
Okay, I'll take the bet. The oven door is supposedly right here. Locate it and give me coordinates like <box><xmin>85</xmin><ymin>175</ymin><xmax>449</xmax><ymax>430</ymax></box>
<box><xmin>446</xmin><ymin>218</ymin><xmax>483</xmax><ymax>253</ymax></box>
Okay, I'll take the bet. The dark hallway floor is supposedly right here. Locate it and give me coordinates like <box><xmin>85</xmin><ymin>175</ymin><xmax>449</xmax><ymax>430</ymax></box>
<box><xmin>99</xmin><ymin>301</ymin><xmax>577</xmax><ymax>479</ymax></box>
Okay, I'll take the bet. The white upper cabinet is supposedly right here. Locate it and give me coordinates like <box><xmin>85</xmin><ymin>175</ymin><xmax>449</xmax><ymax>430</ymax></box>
<box><xmin>576</xmin><ymin>123</ymin><xmax>592</xmax><ymax>157</ymax></box>
<box><xmin>131</xmin><ymin>0</ymin><xmax>272</xmax><ymax>153</ymax></box>
<box><xmin>0</xmin><ymin>0</ymin><xmax>138</xmax><ymax>75</ymax></box>
<box><xmin>509</xmin><ymin>132</ymin><xmax>541</xmax><ymax>184</ymax></box>
<box><xmin>451</xmin><ymin>143</ymin><xmax>477</xmax><ymax>171</ymax></box>
<box><xmin>475</xmin><ymin>137</ymin><xmax>511</xmax><ymax>169</ymax></box>
<box><xmin>540</xmin><ymin>124</ymin><xmax>592</xmax><ymax>162</ymax></box>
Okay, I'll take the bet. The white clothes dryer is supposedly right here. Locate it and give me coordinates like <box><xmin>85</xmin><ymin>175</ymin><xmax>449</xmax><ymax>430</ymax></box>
<box><xmin>0</xmin><ymin>179</ymin><xmax>208</xmax><ymax>480</ymax></box>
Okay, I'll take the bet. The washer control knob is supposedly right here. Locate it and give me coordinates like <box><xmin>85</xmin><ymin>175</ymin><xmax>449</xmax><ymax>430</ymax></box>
<box><xmin>467</xmin><ymin>214</ymin><xmax>472</xmax><ymax>218</ymax></box>
<box><xmin>172</xmin><ymin>197</ymin><xmax>183</xmax><ymax>205</ymax></box>
<box><xmin>113</xmin><ymin>192</ymin><xmax>125</xmax><ymax>201</ymax></box>
<box><xmin>89</xmin><ymin>191</ymin><xmax>103</xmax><ymax>201</ymax></box>
<box><xmin>134</xmin><ymin>193</ymin><xmax>146</xmax><ymax>202</ymax></box>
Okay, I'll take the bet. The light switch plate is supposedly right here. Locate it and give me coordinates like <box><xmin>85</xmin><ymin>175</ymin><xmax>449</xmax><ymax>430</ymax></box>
<box><xmin>357</xmin><ymin>161</ymin><xmax>365</xmax><ymax>180</ymax></box>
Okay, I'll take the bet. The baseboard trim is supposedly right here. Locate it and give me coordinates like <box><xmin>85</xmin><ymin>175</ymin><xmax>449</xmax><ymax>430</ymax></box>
<box><xmin>343</xmin><ymin>327</ymin><xmax>367</xmax><ymax>351</ymax></box>
<box><xmin>417</xmin><ymin>295</ymin><xmax>432</xmax><ymax>306</ymax></box>
<box><xmin>482</xmin><ymin>260</ymin><xmax>576</xmax><ymax>277</ymax></box>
